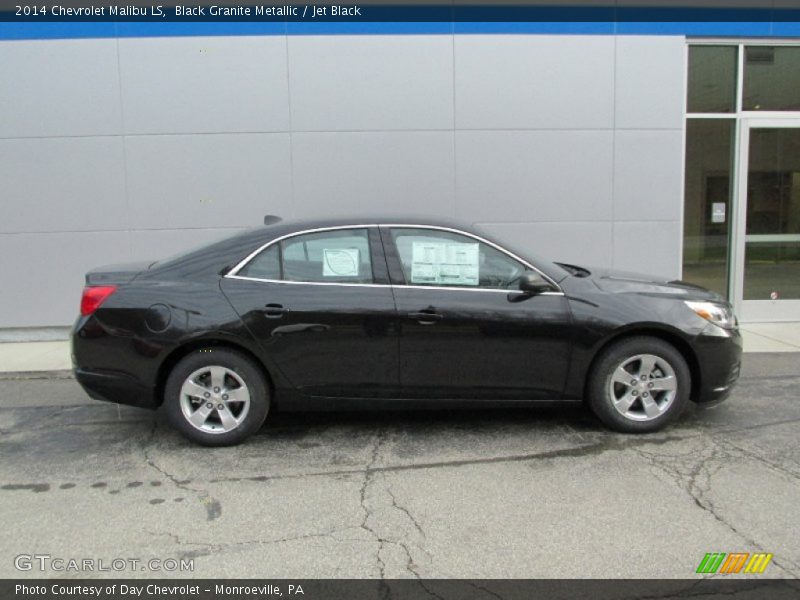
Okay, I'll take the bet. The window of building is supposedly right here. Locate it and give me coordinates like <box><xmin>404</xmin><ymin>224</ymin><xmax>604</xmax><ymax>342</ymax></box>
<box><xmin>687</xmin><ymin>45</ymin><xmax>737</xmax><ymax>113</ymax></box>
<box><xmin>684</xmin><ymin>45</ymin><xmax>738</xmax><ymax>298</ymax></box>
<box><xmin>743</xmin><ymin>128</ymin><xmax>800</xmax><ymax>300</ymax></box>
<box><xmin>685</xmin><ymin>42</ymin><xmax>800</xmax><ymax>314</ymax></box>
<box><xmin>683</xmin><ymin>119</ymin><xmax>736</xmax><ymax>298</ymax></box>
<box><xmin>743</xmin><ymin>46</ymin><xmax>800</xmax><ymax>111</ymax></box>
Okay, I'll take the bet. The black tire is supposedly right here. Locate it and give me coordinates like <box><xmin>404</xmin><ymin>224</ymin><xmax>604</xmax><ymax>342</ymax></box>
<box><xmin>586</xmin><ymin>336</ymin><xmax>691</xmax><ymax>433</ymax></box>
<box><xmin>164</xmin><ymin>347</ymin><xmax>269</xmax><ymax>446</ymax></box>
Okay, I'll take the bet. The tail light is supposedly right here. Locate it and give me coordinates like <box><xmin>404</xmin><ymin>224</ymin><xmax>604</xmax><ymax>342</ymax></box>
<box><xmin>80</xmin><ymin>285</ymin><xmax>117</xmax><ymax>316</ymax></box>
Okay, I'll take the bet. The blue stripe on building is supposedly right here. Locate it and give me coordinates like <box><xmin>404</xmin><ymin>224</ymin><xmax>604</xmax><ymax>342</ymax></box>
<box><xmin>0</xmin><ymin>6</ymin><xmax>799</xmax><ymax>39</ymax></box>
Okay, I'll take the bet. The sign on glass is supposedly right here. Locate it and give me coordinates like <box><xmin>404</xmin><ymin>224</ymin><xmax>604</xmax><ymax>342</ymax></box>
<box><xmin>411</xmin><ymin>242</ymin><xmax>479</xmax><ymax>286</ymax></box>
<box><xmin>323</xmin><ymin>248</ymin><xmax>360</xmax><ymax>277</ymax></box>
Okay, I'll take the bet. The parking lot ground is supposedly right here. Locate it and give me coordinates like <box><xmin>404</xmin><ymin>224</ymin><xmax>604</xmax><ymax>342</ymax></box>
<box><xmin>1</xmin><ymin>353</ymin><xmax>799</xmax><ymax>579</ymax></box>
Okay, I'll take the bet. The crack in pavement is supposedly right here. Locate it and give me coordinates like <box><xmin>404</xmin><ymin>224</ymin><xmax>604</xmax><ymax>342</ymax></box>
<box><xmin>385</xmin><ymin>482</ymin><xmax>425</xmax><ymax>539</ymax></box>
<box><xmin>142</xmin><ymin>421</ymin><xmax>222</xmax><ymax>522</ymax></box>
<box><xmin>379</xmin><ymin>476</ymin><xmax>436</xmax><ymax>578</ymax></box>
<box><xmin>358</xmin><ymin>429</ymin><xmax>387</xmax><ymax>578</ymax></box>
<box><xmin>356</xmin><ymin>430</ymin><xmax>440</xmax><ymax>592</ymax></box>
<box><xmin>353</xmin><ymin>432</ymin><xmax>450</xmax><ymax>600</ymax></box>
<box><xmin>713</xmin><ymin>436</ymin><xmax>800</xmax><ymax>482</ymax></box>
<box><xmin>631</xmin><ymin>436</ymin><xmax>800</xmax><ymax>578</ymax></box>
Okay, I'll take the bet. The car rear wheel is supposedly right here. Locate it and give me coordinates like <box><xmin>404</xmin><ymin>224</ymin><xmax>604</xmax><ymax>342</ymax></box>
<box><xmin>587</xmin><ymin>337</ymin><xmax>690</xmax><ymax>433</ymax></box>
<box><xmin>164</xmin><ymin>348</ymin><xmax>269</xmax><ymax>446</ymax></box>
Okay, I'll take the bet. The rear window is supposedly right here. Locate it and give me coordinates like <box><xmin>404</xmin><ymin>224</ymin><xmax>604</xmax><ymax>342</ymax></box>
<box><xmin>152</xmin><ymin>229</ymin><xmax>251</xmax><ymax>271</ymax></box>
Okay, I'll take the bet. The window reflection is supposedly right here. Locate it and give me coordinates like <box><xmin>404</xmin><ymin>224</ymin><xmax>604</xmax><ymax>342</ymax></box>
<box><xmin>744</xmin><ymin>47</ymin><xmax>800</xmax><ymax>111</ymax></box>
<box><xmin>687</xmin><ymin>46</ymin><xmax>737</xmax><ymax>113</ymax></box>
<box><xmin>682</xmin><ymin>120</ymin><xmax>735</xmax><ymax>298</ymax></box>
<box><xmin>743</xmin><ymin>129</ymin><xmax>800</xmax><ymax>300</ymax></box>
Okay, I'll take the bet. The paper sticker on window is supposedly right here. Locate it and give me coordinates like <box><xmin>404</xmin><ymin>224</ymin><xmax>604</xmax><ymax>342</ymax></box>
<box><xmin>410</xmin><ymin>241</ymin><xmax>479</xmax><ymax>286</ymax></box>
<box><xmin>323</xmin><ymin>248</ymin><xmax>360</xmax><ymax>277</ymax></box>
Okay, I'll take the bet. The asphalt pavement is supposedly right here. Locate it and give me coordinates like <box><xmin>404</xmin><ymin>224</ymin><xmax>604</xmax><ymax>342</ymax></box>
<box><xmin>1</xmin><ymin>353</ymin><xmax>799</xmax><ymax>579</ymax></box>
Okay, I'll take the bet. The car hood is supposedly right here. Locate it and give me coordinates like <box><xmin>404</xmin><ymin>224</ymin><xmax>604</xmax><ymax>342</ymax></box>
<box><xmin>583</xmin><ymin>267</ymin><xmax>726</xmax><ymax>303</ymax></box>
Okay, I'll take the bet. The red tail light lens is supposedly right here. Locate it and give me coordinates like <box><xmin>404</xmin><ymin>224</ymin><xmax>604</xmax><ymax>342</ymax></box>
<box><xmin>80</xmin><ymin>285</ymin><xmax>117</xmax><ymax>316</ymax></box>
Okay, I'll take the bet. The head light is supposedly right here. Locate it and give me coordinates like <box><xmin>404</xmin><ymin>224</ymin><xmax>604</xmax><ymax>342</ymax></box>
<box><xmin>684</xmin><ymin>300</ymin><xmax>737</xmax><ymax>329</ymax></box>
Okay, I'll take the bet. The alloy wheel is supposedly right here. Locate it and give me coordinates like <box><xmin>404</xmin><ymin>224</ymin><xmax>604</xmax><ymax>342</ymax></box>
<box><xmin>179</xmin><ymin>366</ymin><xmax>251</xmax><ymax>434</ymax></box>
<box><xmin>607</xmin><ymin>354</ymin><xmax>678</xmax><ymax>422</ymax></box>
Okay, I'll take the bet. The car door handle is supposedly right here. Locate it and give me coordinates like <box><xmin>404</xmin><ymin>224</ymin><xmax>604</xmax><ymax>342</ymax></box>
<box><xmin>262</xmin><ymin>303</ymin><xmax>287</xmax><ymax>318</ymax></box>
<box><xmin>408</xmin><ymin>310</ymin><xmax>443</xmax><ymax>324</ymax></box>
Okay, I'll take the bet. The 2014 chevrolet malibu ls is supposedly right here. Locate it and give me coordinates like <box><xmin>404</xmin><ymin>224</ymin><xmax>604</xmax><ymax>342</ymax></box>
<box><xmin>72</xmin><ymin>217</ymin><xmax>742</xmax><ymax>446</ymax></box>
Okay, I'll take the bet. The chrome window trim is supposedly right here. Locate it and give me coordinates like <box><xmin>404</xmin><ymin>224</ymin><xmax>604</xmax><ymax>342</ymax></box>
<box><xmin>225</xmin><ymin>274</ymin><xmax>389</xmax><ymax>289</ymax></box>
<box><xmin>226</xmin><ymin>273</ymin><xmax>564</xmax><ymax>296</ymax></box>
<box><xmin>225</xmin><ymin>223</ymin><xmax>563</xmax><ymax>294</ymax></box>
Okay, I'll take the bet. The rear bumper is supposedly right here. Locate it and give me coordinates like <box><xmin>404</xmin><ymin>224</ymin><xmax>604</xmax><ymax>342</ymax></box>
<box><xmin>72</xmin><ymin>315</ymin><xmax>160</xmax><ymax>410</ymax></box>
<box><xmin>74</xmin><ymin>367</ymin><xmax>158</xmax><ymax>410</ymax></box>
<box><xmin>692</xmin><ymin>325</ymin><xmax>743</xmax><ymax>405</ymax></box>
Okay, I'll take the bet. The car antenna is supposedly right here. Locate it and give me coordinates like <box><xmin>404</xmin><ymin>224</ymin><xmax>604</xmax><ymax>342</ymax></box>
<box><xmin>263</xmin><ymin>214</ymin><xmax>282</xmax><ymax>226</ymax></box>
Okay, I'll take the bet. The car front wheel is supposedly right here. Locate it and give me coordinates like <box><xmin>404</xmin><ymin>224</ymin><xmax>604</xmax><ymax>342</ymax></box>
<box><xmin>587</xmin><ymin>336</ymin><xmax>691</xmax><ymax>433</ymax></box>
<box><xmin>164</xmin><ymin>348</ymin><xmax>269</xmax><ymax>446</ymax></box>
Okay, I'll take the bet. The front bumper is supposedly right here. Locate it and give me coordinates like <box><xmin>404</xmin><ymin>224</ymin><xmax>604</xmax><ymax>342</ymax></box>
<box><xmin>691</xmin><ymin>324</ymin><xmax>743</xmax><ymax>405</ymax></box>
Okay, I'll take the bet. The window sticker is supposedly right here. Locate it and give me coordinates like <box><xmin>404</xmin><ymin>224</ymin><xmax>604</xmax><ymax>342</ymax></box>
<box><xmin>323</xmin><ymin>248</ymin><xmax>360</xmax><ymax>277</ymax></box>
<box><xmin>410</xmin><ymin>241</ymin><xmax>479</xmax><ymax>286</ymax></box>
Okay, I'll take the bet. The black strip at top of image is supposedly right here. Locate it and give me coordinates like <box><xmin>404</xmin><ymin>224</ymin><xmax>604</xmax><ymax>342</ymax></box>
<box><xmin>2</xmin><ymin>0</ymin><xmax>800</xmax><ymax>22</ymax></box>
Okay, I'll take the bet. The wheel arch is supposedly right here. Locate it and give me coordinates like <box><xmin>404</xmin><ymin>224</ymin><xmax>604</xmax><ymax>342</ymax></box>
<box><xmin>155</xmin><ymin>339</ymin><xmax>275</xmax><ymax>407</ymax></box>
<box><xmin>583</xmin><ymin>326</ymin><xmax>702</xmax><ymax>402</ymax></box>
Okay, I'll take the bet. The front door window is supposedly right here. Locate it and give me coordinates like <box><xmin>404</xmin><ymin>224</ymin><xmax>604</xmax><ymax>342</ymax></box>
<box><xmin>389</xmin><ymin>228</ymin><xmax>527</xmax><ymax>290</ymax></box>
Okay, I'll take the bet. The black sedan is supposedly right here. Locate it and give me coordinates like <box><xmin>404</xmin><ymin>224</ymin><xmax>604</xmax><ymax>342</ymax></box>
<box><xmin>72</xmin><ymin>217</ymin><xmax>742</xmax><ymax>445</ymax></box>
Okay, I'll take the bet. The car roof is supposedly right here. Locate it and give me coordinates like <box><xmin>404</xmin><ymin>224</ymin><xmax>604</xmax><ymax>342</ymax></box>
<box><xmin>259</xmin><ymin>214</ymin><xmax>480</xmax><ymax>233</ymax></box>
<box><xmin>256</xmin><ymin>216</ymin><xmax>566</xmax><ymax>282</ymax></box>
<box><xmin>151</xmin><ymin>215</ymin><xmax>568</xmax><ymax>283</ymax></box>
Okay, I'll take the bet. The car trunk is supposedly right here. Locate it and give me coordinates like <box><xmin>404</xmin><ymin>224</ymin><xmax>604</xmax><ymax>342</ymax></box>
<box><xmin>84</xmin><ymin>261</ymin><xmax>153</xmax><ymax>286</ymax></box>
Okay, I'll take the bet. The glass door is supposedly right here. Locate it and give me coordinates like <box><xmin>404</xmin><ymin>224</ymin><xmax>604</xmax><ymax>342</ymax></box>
<box><xmin>733</xmin><ymin>119</ymin><xmax>800</xmax><ymax>321</ymax></box>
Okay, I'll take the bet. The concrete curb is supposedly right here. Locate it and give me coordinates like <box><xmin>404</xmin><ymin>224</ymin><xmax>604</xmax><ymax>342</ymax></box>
<box><xmin>0</xmin><ymin>370</ymin><xmax>74</xmax><ymax>380</ymax></box>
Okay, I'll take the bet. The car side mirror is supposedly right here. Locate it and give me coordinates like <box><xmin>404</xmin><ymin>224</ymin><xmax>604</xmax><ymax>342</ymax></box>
<box><xmin>518</xmin><ymin>271</ymin><xmax>552</xmax><ymax>295</ymax></box>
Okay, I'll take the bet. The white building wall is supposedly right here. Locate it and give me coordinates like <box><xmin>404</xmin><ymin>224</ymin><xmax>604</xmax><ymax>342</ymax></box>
<box><xmin>0</xmin><ymin>33</ymin><xmax>686</xmax><ymax>328</ymax></box>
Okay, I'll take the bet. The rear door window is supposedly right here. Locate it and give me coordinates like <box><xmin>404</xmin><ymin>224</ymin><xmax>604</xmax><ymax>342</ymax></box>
<box><xmin>239</xmin><ymin>228</ymin><xmax>374</xmax><ymax>284</ymax></box>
